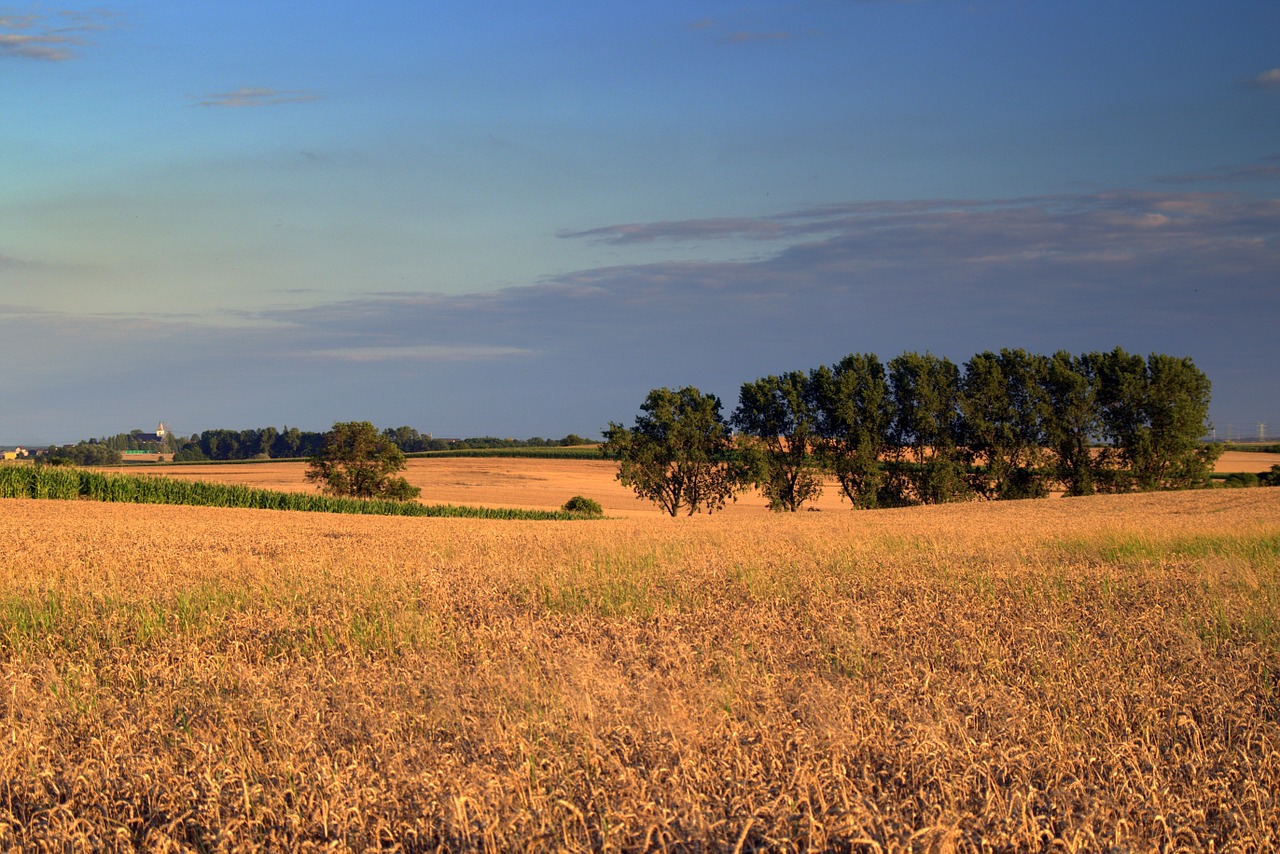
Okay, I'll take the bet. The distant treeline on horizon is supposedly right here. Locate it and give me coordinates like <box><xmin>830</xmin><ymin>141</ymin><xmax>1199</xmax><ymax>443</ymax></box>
<box><xmin>38</xmin><ymin>427</ymin><xmax>597</xmax><ymax>466</ymax></box>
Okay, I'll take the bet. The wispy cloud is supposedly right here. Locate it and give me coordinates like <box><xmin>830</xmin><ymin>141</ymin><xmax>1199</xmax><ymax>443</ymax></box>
<box><xmin>1157</xmin><ymin>156</ymin><xmax>1280</xmax><ymax>185</ymax></box>
<box><xmin>4</xmin><ymin>185</ymin><xmax>1277</xmax><ymax>439</ymax></box>
<box><xmin>190</xmin><ymin>87</ymin><xmax>322</xmax><ymax>108</ymax></box>
<box><xmin>1247</xmin><ymin>68</ymin><xmax>1280</xmax><ymax>89</ymax></box>
<box><xmin>722</xmin><ymin>30</ymin><xmax>792</xmax><ymax>44</ymax></box>
<box><xmin>0</xmin><ymin>9</ymin><xmax>114</xmax><ymax>61</ymax></box>
<box><xmin>301</xmin><ymin>344</ymin><xmax>536</xmax><ymax>362</ymax></box>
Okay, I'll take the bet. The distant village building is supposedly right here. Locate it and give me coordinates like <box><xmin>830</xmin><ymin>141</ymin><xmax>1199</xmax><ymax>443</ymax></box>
<box><xmin>121</xmin><ymin>422</ymin><xmax>174</xmax><ymax>463</ymax></box>
<box><xmin>133</xmin><ymin>421</ymin><xmax>169</xmax><ymax>445</ymax></box>
<box><xmin>2</xmin><ymin>447</ymin><xmax>28</xmax><ymax>461</ymax></box>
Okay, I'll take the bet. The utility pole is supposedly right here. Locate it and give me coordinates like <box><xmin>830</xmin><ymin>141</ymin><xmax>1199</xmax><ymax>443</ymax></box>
<box><xmin>1261</xmin><ymin>423</ymin><xmax>1268</xmax><ymax>444</ymax></box>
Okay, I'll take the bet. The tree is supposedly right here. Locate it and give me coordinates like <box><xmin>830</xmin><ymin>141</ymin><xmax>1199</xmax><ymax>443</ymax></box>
<box><xmin>1040</xmin><ymin>351</ymin><xmax>1102</xmax><ymax>496</ymax></box>
<box><xmin>383</xmin><ymin>426</ymin><xmax>433</xmax><ymax>453</ymax></box>
<box><xmin>1092</xmin><ymin>349</ymin><xmax>1219</xmax><ymax>491</ymax></box>
<box><xmin>960</xmin><ymin>349</ymin><xmax>1049</xmax><ymax>500</ymax></box>
<box><xmin>602</xmin><ymin>387</ymin><xmax>748</xmax><ymax>517</ymax></box>
<box><xmin>733</xmin><ymin>371</ymin><xmax>824</xmax><ymax>511</ymax></box>
<box><xmin>888</xmin><ymin>352</ymin><xmax>971</xmax><ymax>504</ymax></box>
<box><xmin>809</xmin><ymin>353</ymin><xmax>895</xmax><ymax>508</ymax></box>
<box><xmin>305</xmin><ymin>421</ymin><xmax>421</xmax><ymax>500</ymax></box>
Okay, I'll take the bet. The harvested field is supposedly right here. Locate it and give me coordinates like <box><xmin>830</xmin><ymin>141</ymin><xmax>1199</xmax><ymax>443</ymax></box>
<box><xmin>101</xmin><ymin>449</ymin><xmax>1280</xmax><ymax>519</ymax></box>
<box><xmin>103</xmin><ymin>458</ymin><xmax>857</xmax><ymax>516</ymax></box>
<box><xmin>1215</xmin><ymin>449</ymin><xmax>1280</xmax><ymax>474</ymax></box>
<box><xmin>2</xmin><ymin>487</ymin><xmax>1278</xmax><ymax>850</ymax></box>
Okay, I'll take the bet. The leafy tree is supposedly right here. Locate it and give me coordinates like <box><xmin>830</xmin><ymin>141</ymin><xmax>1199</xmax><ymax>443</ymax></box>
<box><xmin>172</xmin><ymin>444</ymin><xmax>207</xmax><ymax>462</ymax></box>
<box><xmin>45</xmin><ymin>441</ymin><xmax>120</xmax><ymax>466</ymax></box>
<box><xmin>602</xmin><ymin>387</ymin><xmax>748</xmax><ymax>516</ymax></box>
<box><xmin>305</xmin><ymin>421</ymin><xmax>421</xmax><ymax>500</ymax></box>
<box><xmin>960</xmin><ymin>349</ymin><xmax>1049</xmax><ymax>500</ymax></box>
<box><xmin>809</xmin><ymin>353</ymin><xmax>895</xmax><ymax>508</ymax></box>
<box><xmin>1092</xmin><ymin>349</ymin><xmax>1219</xmax><ymax>491</ymax></box>
<box><xmin>271</xmin><ymin>426</ymin><xmax>303</xmax><ymax>459</ymax></box>
<box><xmin>888</xmin><ymin>352</ymin><xmax>970</xmax><ymax>504</ymax></box>
<box><xmin>383</xmin><ymin>426</ymin><xmax>435</xmax><ymax>453</ymax></box>
<box><xmin>1137</xmin><ymin>353</ymin><xmax>1220</xmax><ymax>488</ymax></box>
<box><xmin>733</xmin><ymin>371</ymin><xmax>824</xmax><ymax>511</ymax></box>
<box><xmin>1040</xmin><ymin>351</ymin><xmax>1101</xmax><ymax>496</ymax></box>
<box><xmin>256</xmin><ymin>426</ymin><xmax>279</xmax><ymax>459</ymax></box>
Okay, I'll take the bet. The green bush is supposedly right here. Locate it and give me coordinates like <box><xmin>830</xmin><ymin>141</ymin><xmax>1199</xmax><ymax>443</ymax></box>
<box><xmin>562</xmin><ymin>495</ymin><xmax>604</xmax><ymax>517</ymax></box>
<box><xmin>1224</xmin><ymin>472</ymin><xmax>1259</xmax><ymax>488</ymax></box>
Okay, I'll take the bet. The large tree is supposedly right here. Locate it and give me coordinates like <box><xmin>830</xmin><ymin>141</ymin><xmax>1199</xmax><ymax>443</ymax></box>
<box><xmin>305</xmin><ymin>421</ymin><xmax>421</xmax><ymax>500</ymax></box>
<box><xmin>1092</xmin><ymin>349</ymin><xmax>1219</xmax><ymax>491</ymax></box>
<box><xmin>1040</xmin><ymin>351</ymin><xmax>1102</xmax><ymax>496</ymax></box>
<box><xmin>960</xmin><ymin>349</ymin><xmax>1049</xmax><ymax>500</ymax></box>
<box><xmin>809</xmin><ymin>353</ymin><xmax>894</xmax><ymax>508</ymax></box>
<box><xmin>732</xmin><ymin>371</ymin><xmax>824</xmax><ymax>512</ymax></box>
<box><xmin>888</xmin><ymin>352</ymin><xmax>970</xmax><ymax>504</ymax></box>
<box><xmin>603</xmin><ymin>387</ymin><xmax>747</xmax><ymax>517</ymax></box>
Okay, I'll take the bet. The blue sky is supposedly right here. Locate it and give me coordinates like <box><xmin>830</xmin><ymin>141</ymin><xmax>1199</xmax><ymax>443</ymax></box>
<box><xmin>3</xmin><ymin>0</ymin><xmax>1278</xmax><ymax>444</ymax></box>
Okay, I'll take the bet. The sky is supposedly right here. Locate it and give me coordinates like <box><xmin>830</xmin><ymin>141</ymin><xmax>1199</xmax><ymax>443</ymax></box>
<box><xmin>2</xmin><ymin>0</ymin><xmax>1278</xmax><ymax>445</ymax></box>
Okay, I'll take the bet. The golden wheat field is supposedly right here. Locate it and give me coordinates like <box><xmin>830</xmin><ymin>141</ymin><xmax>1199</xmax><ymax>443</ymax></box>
<box><xmin>2</xmin><ymin>477</ymin><xmax>1279</xmax><ymax>851</ymax></box>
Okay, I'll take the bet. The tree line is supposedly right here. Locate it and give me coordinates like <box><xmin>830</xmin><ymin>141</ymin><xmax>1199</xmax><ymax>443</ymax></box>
<box><xmin>603</xmin><ymin>348</ymin><xmax>1224</xmax><ymax>516</ymax></box>
<box><xmin>43</xmin><ymin>427</ymin><xmax>595</xmax><ymax>465</ymax></box>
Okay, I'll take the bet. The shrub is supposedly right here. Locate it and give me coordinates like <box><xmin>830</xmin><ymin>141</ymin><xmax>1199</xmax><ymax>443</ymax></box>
<box><xmin>562</xmin><ymin>495</ymin><xmax>603</xmax><ymax>517</ymax></box>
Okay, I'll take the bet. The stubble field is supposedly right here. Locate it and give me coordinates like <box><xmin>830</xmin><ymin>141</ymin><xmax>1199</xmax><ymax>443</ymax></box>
<box><xmin>102</xmin><ymin>449</ymin><xmax>1280</xmax><ymax>518</ymax></box>
<box><xmin>2</xmin><ymin>462</ymin><xmax>1278</xmax><ymax>851</ymax></box>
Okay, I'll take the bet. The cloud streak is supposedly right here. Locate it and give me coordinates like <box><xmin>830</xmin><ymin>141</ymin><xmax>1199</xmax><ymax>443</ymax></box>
<box><xmin>0</xmin><ymin>9</ymin><xmax>114</xmax><ymax>61</ymax></box>
<box><xmin>722</xmin><ymin>31</ymin><xmax>792</xmax><ymax>44</ymax></box>
<box><xmin>190</xmin><ymin>87</ymin><xmax>322</xmax><ymax>108</ymax></box>
<box><xmin>1157</xmin><ymin>156</ymin><xmax>1280</xmax><ymax>185</ymax></box>
<box><xmin>3</xmin><ymin>185</ymin><xmax>1277</xmax><ymax>440</ymax></box>
<box><xmin>1247</xmin><ymin>68</ymin><xmax>1280</xmax><ymax>89</ymax></box>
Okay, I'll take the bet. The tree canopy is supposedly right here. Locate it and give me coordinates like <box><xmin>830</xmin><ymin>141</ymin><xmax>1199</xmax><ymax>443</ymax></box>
<box><xmin>732</xmin><ymin>371</ymin><xmax>824</xmax><ymax>511</ymax></box>
<box><xmin>304</xmin><ymin>421</ymin><xmax>421</xmax><ymax>501</ymax></box>
<box><xmin>602</xmin><ymin>387</ymin><xmax>747</xmax><ymax>516</ymax></box>
<box><xmin>605</xmin><ymin>349</ymin><xmax>1221</xmax><ymax>513</ymax></box>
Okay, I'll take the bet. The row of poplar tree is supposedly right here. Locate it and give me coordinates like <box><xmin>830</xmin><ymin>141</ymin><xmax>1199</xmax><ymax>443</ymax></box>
<box><xmin>603</xmin><ymin>347</ymin><xmax>1218</xmax><ymax>515</ymax></box>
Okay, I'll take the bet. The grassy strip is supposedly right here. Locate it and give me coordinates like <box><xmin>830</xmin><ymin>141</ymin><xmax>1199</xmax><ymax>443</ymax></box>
<box><xmin>0</xmin><ymin>465</ymin><xmax>589</xmax><ymax>520</ymax></box>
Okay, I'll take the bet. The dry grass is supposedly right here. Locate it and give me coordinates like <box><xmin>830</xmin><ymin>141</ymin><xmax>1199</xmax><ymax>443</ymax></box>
<box><xmin>107</xmin><ymin>450</ymin><xmax>1280</xmax><ymax>518</ymax></box>
<box><xmin>2</xmin><ymin>487</ymin><xmax>1278</xmax><ymax>851</ymax></box>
